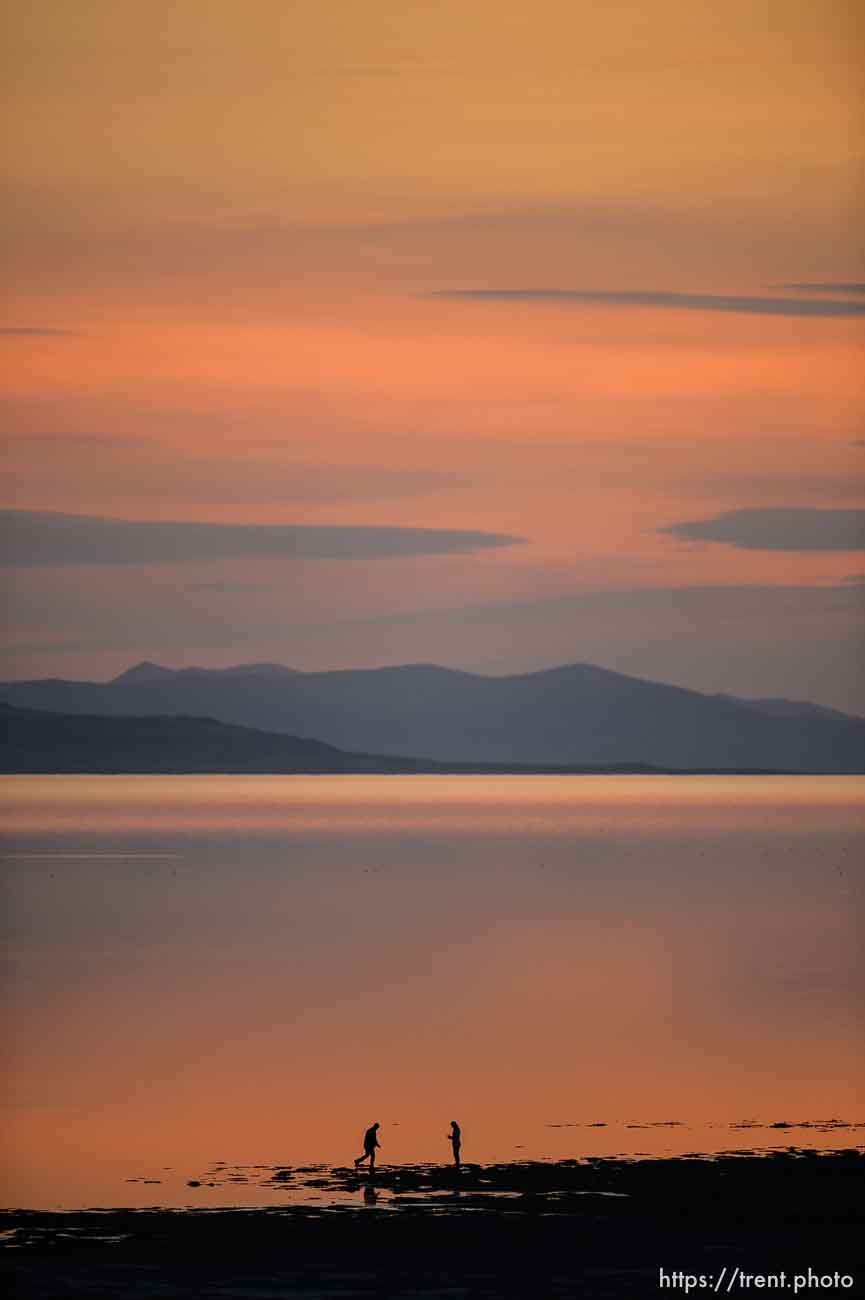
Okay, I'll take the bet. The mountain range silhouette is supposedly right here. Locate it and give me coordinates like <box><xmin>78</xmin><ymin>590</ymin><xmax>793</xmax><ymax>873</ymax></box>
<box><xmin>2</xmin><ymin>660</ymin><xmax>863</xmax><ymax>773</ymax></box>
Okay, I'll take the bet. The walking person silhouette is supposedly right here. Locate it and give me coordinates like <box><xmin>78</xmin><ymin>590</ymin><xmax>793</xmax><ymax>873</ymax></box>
<box><xmin>448</xmin><ymin>1120</ymin><xmax>462</xmax><ymax>1169</ymax></box>
<box><xmin>354</xmin><ymin>1122</ymin><xmax>381</xmax><ymax>1171</ymax></box>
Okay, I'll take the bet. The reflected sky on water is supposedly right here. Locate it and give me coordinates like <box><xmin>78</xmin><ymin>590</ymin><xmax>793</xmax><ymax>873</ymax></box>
<box><xmin>1</xmin><ymin>776</ymin><xmax>862</xmax><ymax>1209</ymax></box>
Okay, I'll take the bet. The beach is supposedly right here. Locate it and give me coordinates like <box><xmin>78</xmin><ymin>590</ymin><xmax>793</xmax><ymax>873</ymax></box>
<box><xmin>3</xmin><ymin>1152</ymin><xmax>862</xmax><ymax>1298</ymax></box>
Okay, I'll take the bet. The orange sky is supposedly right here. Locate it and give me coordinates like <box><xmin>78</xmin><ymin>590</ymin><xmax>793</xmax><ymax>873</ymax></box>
<box><xmin>2</xmin><ymin>0</ymin><xmax>864</xmax><ymax>706</ymax></box>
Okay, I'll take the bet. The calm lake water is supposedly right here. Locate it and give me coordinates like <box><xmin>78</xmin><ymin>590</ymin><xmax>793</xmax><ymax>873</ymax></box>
<box><xmin>1</xmin><ymin>775</ymin><xmax>863</xmax><ymax>1209</ymax></box>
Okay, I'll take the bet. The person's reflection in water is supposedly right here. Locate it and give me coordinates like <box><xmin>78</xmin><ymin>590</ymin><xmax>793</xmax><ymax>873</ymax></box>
<box><xmin>448</xmin><ymin>1120</ymin><xmax>462</xmax><ymax>1169</ymax></box>
<box><xmin>363</xmin><ymin>1181</ymin><xmax>378</xmax><ymax>1206</ymax></box>
<box><xmin>354</xmin><ymin>1122</ymin><xmax>381</xmax><ymax>1171</ymax></box>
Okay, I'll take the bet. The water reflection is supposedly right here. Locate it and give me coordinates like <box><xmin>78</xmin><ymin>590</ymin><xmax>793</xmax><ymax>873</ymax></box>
<box><xmin>1</xmin><ymin>775</ymin><xmax>862</xmax><ymax>1210</ymax></box>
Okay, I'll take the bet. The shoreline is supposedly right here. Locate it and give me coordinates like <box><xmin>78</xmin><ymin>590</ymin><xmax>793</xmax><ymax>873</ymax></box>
<box><xmin>3</xmin><ymin>1152</ymin><xmax>862</xmax><ymax>1298</ymax></box>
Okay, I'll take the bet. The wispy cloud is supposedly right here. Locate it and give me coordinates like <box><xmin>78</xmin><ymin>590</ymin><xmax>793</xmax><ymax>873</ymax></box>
<box><xmin>0</xmin><ymin>510</ymin><xmax>523</xmax><ymax>567</ymax></box>
<box><xmin>427</xmin><ymin>289</ymin><xmax>865</xmax><ymax>318</ymax></box>
<box><xmin>776</xmin><ymin>283</ymin><xmax>865</xmax><ymax>296</ymax></box>
<box><xmin>193</xmin><ymin>581</ymin><xmax>277</xmax><ymax>592</ymax></box>
<box><xmin>1</xmin><ymin>433</ymin><xmax>483</xmax><ymax>506</ymax></box>
<box><xmin>0</xmin><ymin>432</ymin><xmax>124</xmax><ymax>446</ymax></box>
<box><xmin>0</xmin><ymin>327</ymin><xmax>81</xmax><ymax>337</ymax></box>
<box><xmin>660</xmin><ymin>508</ymin><xmax>865</xmax><ymax>552</ymax></box>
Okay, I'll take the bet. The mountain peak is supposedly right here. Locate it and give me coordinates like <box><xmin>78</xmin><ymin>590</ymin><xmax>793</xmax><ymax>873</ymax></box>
<box><xmin>111</xmin><ymin>661</ymin><xmax>174</xmax><ymax>684</ymax></box>
<box><xmin>197</xmin><ymin>662</ymin><xmax>298</xmax><ymax>678</ymax></box>
<box><xmin>111</xmin><ymin>660</ymin><xmax>298</xmax><ymax>686</ymax></box>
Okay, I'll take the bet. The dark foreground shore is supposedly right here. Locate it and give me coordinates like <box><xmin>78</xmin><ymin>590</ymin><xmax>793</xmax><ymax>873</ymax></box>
<box><xmin>3</xmin><ymin>1152</ymin><xmax>863</xmax><ymax>1299</ymax></box>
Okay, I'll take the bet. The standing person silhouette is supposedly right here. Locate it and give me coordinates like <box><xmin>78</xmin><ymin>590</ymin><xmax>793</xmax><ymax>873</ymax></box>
<box><xmin>448</xmin><ymin>1120</ymin><xmax>462</xmax><ymax>1169</ymax></box>
<box><xmin>354</xmin><ymin>1122</ymin><xmax>381</xmax><ymax>1171</ymax></box>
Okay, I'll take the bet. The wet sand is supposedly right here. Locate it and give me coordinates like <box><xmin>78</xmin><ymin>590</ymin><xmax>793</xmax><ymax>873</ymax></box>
<box><xmin>3</xmin><ymin>1151</ymin><xmax>862</xmax><ymax>1298</ymax></box>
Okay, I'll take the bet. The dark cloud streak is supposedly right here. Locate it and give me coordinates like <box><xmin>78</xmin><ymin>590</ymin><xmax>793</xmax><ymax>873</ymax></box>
<box><xmin>428</xmin><ymin>289</ymin><xmax>865</xmax><ymax>317</ymax></box>
<box><xmin>660</xmin><ymin>508</ymin><xmax>865</xmax><ymax>552</ymax></box>
<box><xmin>776</xmin><ymin>283</ymin><xmax>865</xmax><ymax>295</ymax></box>
<box><xmin>0</xmin><ymin>511</ymin><xmax>524</xmax><ymax>567</ymax></box>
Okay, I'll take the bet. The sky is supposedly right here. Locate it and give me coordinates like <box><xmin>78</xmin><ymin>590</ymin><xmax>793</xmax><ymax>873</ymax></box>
<box><xmin>2</xmin><ymin>0</ymin><xmax>864</xmax><ymax>710</ymax></box>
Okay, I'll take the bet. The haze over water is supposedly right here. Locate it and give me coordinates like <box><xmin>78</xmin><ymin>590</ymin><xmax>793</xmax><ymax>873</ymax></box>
<box><xmin>2</xmin><ymin>775</ymin><xmax>862</xmax><ymax>1210</ymax></box>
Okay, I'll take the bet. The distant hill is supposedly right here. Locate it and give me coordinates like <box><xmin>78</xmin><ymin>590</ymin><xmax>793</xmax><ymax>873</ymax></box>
<box><xmin>0</xmin><ymin>703</ymin><xmax>348</xmax><ymax>774</ymax></box>
<box><xmin>1</xmin><ymin>703</ymin><xmax>736</xmax><ymax>775</ymax></box>
<box><xmin>712</xmin><ymin>693</ymin><xmax>862</xmax><ymax>723</ymax></box>
<box><xmin>1</xmin><ymin>660</ymin><xmax>863</xmax><ymax>773</ymax></box>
